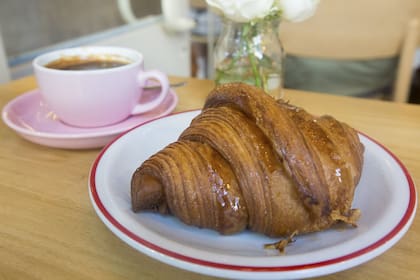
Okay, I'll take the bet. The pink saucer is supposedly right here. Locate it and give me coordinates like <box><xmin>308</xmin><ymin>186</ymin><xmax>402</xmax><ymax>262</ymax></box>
<box><xmin>2</xmin><ymin>88</ymin><xmax>178</xmax><ymax>149</ymax></box>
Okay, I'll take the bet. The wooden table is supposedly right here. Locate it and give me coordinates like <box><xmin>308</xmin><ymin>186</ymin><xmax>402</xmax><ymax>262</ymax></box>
<box><xmin>0</xmin><ymin>76</ymin><xmax>419</xmax><ymax>280</ymax></box>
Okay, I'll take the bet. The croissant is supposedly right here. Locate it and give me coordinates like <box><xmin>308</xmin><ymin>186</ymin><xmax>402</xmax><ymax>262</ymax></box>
<box><xmin>131</xmin><ymin>83</ymin><xmax>364</xmax><ymax>237</ymax></box>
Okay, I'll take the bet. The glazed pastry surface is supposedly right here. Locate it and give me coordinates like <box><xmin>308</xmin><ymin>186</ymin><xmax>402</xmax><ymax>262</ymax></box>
<box><xmin>131</xmin><ymin>83</ymin><xmax>364</xmax><ymax>237</ymax></box>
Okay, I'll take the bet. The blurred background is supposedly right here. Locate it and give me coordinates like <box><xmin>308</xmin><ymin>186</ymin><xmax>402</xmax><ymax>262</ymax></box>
<box><xmin>0</xmin><ymin>0</ymin><xmax>419</xmax><ymax>103</ymax></box>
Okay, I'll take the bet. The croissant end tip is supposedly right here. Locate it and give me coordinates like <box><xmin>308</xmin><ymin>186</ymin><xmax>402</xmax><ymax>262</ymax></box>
<box><xmin>131</xmin><ymin>172</ymin><xmax>164</xmax><ymax>212</ymax></box>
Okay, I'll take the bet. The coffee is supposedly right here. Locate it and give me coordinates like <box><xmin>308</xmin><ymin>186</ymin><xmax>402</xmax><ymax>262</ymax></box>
<box><xmin>45</xmin><ymin>55</ymin><xmax>131</xmax><ymax>71</ymax></box>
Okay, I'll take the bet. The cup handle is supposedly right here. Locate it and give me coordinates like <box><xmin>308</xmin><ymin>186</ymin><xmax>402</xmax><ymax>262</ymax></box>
<box><xmin>132</xmin><ymin>70</ymin><xmax>170</xmax><ymax>114</ymax></box>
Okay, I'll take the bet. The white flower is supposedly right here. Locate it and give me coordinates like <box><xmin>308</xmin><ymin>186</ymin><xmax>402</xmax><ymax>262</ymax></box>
<box><xmin>278</xmin><ymin>0</ymin><xmax>320</xmax><ymax>22</ymax></box>
<box><xmin>206</xmin><ymin>0</ymin><xmax>275</xmax><ymax>22</ymax></box>
<box><xmin>205</xmin><ymin>0</ymin><xmax>319</xmax><ymax>23</ymax></box>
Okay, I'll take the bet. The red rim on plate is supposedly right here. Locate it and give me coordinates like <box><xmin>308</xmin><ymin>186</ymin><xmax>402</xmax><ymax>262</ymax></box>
<box><xmin>89</xmin><ymin>111</ymin><xmax>417</xmax><ymax>274</ymax></box>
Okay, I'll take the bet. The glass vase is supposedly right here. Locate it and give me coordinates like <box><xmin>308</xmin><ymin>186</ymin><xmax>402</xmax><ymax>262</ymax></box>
<box><xmin>213</xmin><ymin>17</ymin><xmax>284</xmax><ymax>99</ymax></box>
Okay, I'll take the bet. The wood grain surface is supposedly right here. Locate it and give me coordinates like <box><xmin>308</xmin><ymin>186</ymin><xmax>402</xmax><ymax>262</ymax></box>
<box><xmin>0</xmin><ymin>76</ymin><xmax>419</xmax><ymax>280</ymax></box>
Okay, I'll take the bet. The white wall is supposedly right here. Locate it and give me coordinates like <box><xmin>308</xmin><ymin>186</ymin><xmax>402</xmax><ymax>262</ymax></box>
<box><xmin>8</xmin><ymin>16</ymin><xmax>191</xmax><ymax>80</ymax></box>
<box><xmin>0</xmin><ymin>26</ymin><xmax>10</xmax><ymax>83</ymax></box>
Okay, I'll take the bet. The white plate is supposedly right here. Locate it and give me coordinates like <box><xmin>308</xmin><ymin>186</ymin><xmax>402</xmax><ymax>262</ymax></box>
<box><xmin>89</xmin><ymin>110</ymin><xmax>417</xmax><ymax>279</ymax></box>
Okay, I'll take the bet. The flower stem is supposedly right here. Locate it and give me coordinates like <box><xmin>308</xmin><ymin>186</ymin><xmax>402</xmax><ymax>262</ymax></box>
<box><xmin>248</xmin><ymin>47</ymin><xmax>262</xmax><ymax>88</ymax></box>
<box><xmin>244</xmin><ymin>23</ymin><xmax>262</xmax><ymax>88</ymax></box>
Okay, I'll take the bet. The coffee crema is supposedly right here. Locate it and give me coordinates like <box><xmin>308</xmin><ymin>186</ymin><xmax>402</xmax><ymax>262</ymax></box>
<box><xmin>45</xmin><ymin>55</ymin><xmax>131</xmax><ymax>71</ymax></box>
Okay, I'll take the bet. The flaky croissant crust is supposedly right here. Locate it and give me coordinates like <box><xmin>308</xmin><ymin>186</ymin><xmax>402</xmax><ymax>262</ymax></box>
<box><xmin>131</xmin><ymin>83</ymin><xmax>364</xmax><ymax>237</ymax></box>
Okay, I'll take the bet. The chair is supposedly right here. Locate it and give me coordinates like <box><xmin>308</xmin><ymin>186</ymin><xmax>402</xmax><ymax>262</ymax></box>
<box><xmin>280</xmin><ymin>0</ymin><xmax>420</xmax><ymax>103</ymax></box>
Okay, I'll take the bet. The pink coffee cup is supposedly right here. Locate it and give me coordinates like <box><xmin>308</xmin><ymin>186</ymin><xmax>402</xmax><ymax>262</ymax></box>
<box><xmin>33</xmin><ymin>46</ymin><xmax>170</xmax><ymax>127</ymax></box>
